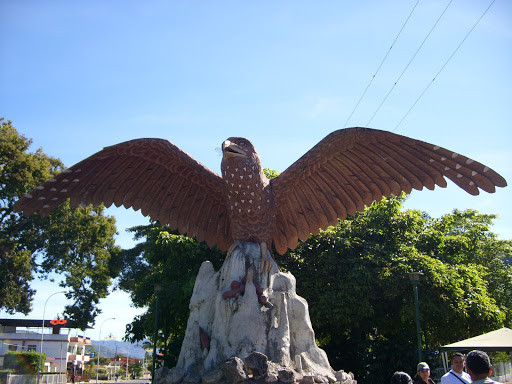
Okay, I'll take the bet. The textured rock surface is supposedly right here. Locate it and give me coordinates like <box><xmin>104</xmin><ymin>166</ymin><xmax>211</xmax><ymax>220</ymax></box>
<box><xmin>221</xmin><ymin>357</ymin><xmax>248</xmax><ymax>383</ymax></box>
<box><xmin>158</xmin><ymin>242</ymin><xmax>355</xmax><ymax>384</ymax></box>
<box><xmin>244</xmin><ymin>351</ymin><xmax>269</xmax><ymax>379</ymax></box>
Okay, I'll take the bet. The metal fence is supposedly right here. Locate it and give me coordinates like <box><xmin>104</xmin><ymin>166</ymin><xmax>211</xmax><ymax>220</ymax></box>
<box><xmin>493</xmin><ymin>361</ymin><xmax>512</xmax><ymax>383</ymax></box>
<box><xmin>6</xmin><ymin>374</ymin><xmax>67</xmax><ymax>384</ymax></box>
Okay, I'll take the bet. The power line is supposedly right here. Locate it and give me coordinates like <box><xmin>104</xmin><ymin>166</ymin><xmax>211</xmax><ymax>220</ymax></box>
<box><xmin>366</xmin><ymin>0</ymin><xmax>453</xmax><ymax>127</ymax></box>
<box><xmin>394</xmin><ymin>0</ymin><xmax>496</xmax><ymax>132</ymax></box>
<box><xmin>343</xmin><ymin>0</ymin><xmax>420</xmax><ymax>128</ymax></box>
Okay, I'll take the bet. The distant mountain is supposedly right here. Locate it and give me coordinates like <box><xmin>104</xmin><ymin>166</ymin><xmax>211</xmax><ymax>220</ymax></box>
<box><xmin>90</xmin><ymin>340</ymin><xmax>149</xmax><ymax>360</ymax></box>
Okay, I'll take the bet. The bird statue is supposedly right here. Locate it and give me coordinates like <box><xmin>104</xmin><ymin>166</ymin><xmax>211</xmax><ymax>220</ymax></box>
<box><xmin>14</xmin><ymin>127</ymin><xmax>507</xmax><ymax>270</ymax></box>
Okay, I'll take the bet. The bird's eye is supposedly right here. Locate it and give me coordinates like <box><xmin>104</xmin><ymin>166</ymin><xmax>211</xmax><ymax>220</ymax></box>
<box><xmin>239</xmin><ymin>141</ymin><xmax>246</xmax><ymax>146</ymax></box>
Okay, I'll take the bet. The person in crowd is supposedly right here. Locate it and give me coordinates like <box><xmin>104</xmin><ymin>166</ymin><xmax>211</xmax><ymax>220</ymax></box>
<box><xmin>440</xmin><ymin>352</ymin><xmax>471</xmax><ymax>384</ymax></box>
<box><xmin>415</xmin><ymin>362</ymin><xmax>436</xmax><ymax>384</ymax></box>
<box><xmin>392</xmin><ymin>371</ymin><xmax>413</xmax><ymax>384</ymax></box>
<box><xmin>465</xmin><ymin>350</ymin><xmax>499</xmax><ymax>384</ymax></box>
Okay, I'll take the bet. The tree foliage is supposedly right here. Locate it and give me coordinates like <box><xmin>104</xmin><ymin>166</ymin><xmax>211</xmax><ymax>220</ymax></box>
<box><xmin>280</xmin><ymin>193</ymin><xmax>511</xmax><ymax>383</ymax></box>
<box><xmin>128</xmin><ymin>362</ymin><xmax>144</xmax><ymax>378</ymax></box>
<box><xmin>2</xmin><ymin>352</ymin><xmax>43</xmax><ymax>374</ymax></box>
<box><xmin>0</xmin><ymin>118</ymin><xmax>120</xmax><ymax>328</ymax></box>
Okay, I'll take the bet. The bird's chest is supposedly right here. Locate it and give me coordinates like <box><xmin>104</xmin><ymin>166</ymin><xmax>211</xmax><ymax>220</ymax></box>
<box><xmin>223</xmin><ymin>165</ymin><xmax>273</xmax><ymax>239</ymax></box>
<box><xmin>224</xmin><ymin>166</ymin><xmax>271</xmax><ymax>215</ymax></box>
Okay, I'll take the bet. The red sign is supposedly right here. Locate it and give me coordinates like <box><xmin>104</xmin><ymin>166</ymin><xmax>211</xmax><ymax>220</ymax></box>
<box><xmin>50</xmin><ymin>319</ymin><xmax>67</xmax><ymax>325</ymax></box>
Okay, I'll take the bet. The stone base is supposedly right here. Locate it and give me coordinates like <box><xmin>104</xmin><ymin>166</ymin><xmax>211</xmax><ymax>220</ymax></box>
<box><xmin>155</xmin><ymin>242</ymin><xmax>355</xmax><ymax>384</ymax></box>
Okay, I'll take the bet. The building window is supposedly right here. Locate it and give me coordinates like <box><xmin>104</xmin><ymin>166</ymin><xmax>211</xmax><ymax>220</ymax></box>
<box><xmin>27</xmin><ymin>345</ymin><xmax>37</xmax><ymax>352</ymax></box>
<box><xmin>8</xmin><ymin>345</ymin><xmax>17</xmax><ymax>351</ymax></box>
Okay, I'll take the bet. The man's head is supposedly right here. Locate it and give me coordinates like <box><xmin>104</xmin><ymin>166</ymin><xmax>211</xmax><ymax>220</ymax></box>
<box><xmin>465</xmin><ymin>350</ymin><xmax>493</xmax><ymax>381</ymax></box>
<box><xmin>451</xmin><ymin>352</ymin><xmax>465</xmax><ymax>374</ymax></box>
<box><xmin>391</xmin><ymin>371</ymin><xmax>412</xmax><ymax>384</ymax></box>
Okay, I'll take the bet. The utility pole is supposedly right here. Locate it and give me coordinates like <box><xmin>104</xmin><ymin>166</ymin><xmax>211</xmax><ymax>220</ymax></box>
<box><xmin>38</xmin><ymin>291</ymin><xmax>66</xmax><ymax>384</ymax></box>
<box><xmin>96</xmin><ymin>318</ymin><xmax>115</xmax><ymax>384</ymax></box>
<box><xmin>152</xmin><ymin>284</ymin><xmax>163</xmax><ymax>381</ymax></box>
<box><xmin>409</xmin><ymin>272</ymin><xmax>424</xmax><ymax>362</ymax></box>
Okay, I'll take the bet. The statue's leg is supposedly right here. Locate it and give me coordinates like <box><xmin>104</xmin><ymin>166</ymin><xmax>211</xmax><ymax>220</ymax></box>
<box><xmin>226</xmin><ymin>240</ymin><xmax>241</xmax><ymax>259</ymax></box>
<box><xmin>260</xmin><ymin>242</ymin><xmax>272</xmax><ymax>272</ymax></box>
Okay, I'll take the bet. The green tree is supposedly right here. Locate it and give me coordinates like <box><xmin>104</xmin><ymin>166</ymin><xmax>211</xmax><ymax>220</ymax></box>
<box><xmin>129</xmin><ymin>362</ymin><xmax>143</xmax><ymax>378</ymax></box>
<box><xmin>0</xmin><ymin>118</ymin><xmax>120</xmax><ymax>328</ymax></box>
<box><xmin>280</xmin><ymin>193</ymin><xmax>511</xmax><ymax>384</ymax></box>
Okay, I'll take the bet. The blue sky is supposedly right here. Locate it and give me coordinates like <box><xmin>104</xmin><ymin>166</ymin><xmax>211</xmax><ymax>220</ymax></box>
<box><xmin>1</xmin><ymin>1</ymin><xmax>510</xmax><ymax>342</ymax></box>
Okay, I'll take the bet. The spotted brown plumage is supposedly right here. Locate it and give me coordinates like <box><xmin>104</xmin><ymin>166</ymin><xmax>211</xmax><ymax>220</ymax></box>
<box><xmin>222</xmin><ymin>138</ymin><xmax>274</xmax><ymax>247</ymax></box>
<box><xmin>14</xmin><ymin>127</ymin><xmax>507</xmax><ymax>257</ymax></box>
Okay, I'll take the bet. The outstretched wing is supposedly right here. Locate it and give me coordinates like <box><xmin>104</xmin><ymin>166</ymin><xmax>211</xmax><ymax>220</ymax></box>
<box><xmin>14</xmin><ymin>138</ymin><xmax>232</xmax><ymax>251</ymax></box>
<box><xmin>270</xmin><ymin>127</ymin><xmax>507</xmax><ymax>254</ymax></box>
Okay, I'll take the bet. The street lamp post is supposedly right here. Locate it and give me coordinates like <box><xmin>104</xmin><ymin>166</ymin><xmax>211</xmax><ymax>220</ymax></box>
<box><xmin>409</xmin><ymin>272</ymin><xmax>424</xmax><ymax>362</ymax></box>
<box><xmin>103</xmin><ymin>334</ymin><xmax>116</xmax><ymax>380</ymax></box>
<box><xmin>96</xmin><ymin>317</ymin><xmax>115</xmax><ymax>384</ymax></box>
<box><xmin>38</xmin><ymin>291</ymin><xmax>66</xmax><ymax>384</ymax></box>
<box><xmin>152</xmin><ymin>284</ymin><xmax>163</xmax><ymax>381</ymax></box>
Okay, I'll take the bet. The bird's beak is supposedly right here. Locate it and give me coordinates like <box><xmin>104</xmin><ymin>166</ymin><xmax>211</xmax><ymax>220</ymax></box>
<box><xmin>222</xmin><ymin>140</ymin><xmax>247</xmax><ymax>158</ymax></box>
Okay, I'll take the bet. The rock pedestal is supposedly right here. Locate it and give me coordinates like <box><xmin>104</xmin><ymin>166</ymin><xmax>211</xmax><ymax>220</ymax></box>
<box><xmin>158</xmin><ymin>242</ymin><xmax>355</xmax><ymax>384</ymax></box>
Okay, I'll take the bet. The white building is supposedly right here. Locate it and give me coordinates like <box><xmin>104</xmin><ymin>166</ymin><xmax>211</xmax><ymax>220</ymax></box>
<box><xmin>0</xmin><ymin>319</ymin><xmax>91</xmax><ymax>374</ymax></box>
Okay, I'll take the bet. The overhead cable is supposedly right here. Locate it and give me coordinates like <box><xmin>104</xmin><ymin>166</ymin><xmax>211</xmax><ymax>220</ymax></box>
<box><xmin>394</xmin><ymin>0</ymin><xmax>496</xmax><ymax>132</ymax></box>
<box><xmin>366</xmin><ymin>0</ymin><xmax>453</xmax><ymax>126</ymax></box>
<box><xmin>343</xmin><ymin>0</ymin><xmax>420</xmax><ymax>128</ymax></box>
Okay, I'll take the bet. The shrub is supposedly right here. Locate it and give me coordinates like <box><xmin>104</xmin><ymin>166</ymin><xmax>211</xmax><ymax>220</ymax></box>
<box><xmin>0</xmin><ymin>370</ymin><xmax>10</xmax><ymax>384</ymax></box>
<box><xmin>2</xmin><ymin>352</ymin><xmax>43</xmax><ymax>374</ymax></box>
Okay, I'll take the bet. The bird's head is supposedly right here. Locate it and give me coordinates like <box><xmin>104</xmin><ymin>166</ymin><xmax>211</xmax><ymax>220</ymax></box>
<box><xmin>222</xmin><ymin>137</ymin><xmax>252</xmax><ymax>159</ymax></box>
<box><xmin>221</xmin><ymin>137</ymin><xmax>264</xmax><ymax>177</ymax></box>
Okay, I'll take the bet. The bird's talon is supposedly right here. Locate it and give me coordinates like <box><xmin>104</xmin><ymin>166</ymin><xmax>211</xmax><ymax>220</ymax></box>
<box><xmin>260</xmin><ymin>259</ymin><xmax>271</xmax><ymax>273</ymax></box>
